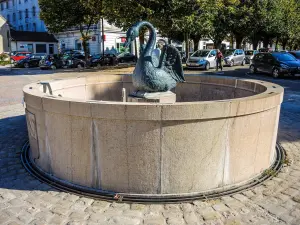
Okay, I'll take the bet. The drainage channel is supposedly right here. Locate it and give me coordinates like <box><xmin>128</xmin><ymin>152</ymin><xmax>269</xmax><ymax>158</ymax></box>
<box><xmin>21</xmin><ymin>141</ymin><xmax>286</xmax><ymax>203</ymax></box>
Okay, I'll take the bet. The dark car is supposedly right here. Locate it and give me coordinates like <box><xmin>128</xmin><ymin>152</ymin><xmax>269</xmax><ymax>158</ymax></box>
<box><xmin>40</xmin><ymin>55</ymin><xmax>64</xmax><ymax>70</ymax></box>
<box><xmin>250</xmin><ymin>52</ymin><xmax>300</xmax><ymax>78</ymax></box>
<box><xmin>289</xmin><ymin>51</ymin><xmax>300</xmax><ymax>60</ymax></box>
<box><xmin>63</xmin><ymin>54</ymin><xmax>87</xmax><ymax>69</ymax></box>
<box><xmin>117</xmin><ymin>52</ymin><xmax>137</xmax><ymax>63</ymax></box>
<box><xmin>91</xmin><ymin>54</ymin><xmax>118</xmax><ymax>68</ymax></box>
<box><xmin>15</xmin><ymin>53</ymin><xmax>46</xmax><ymax>68</ymax></box>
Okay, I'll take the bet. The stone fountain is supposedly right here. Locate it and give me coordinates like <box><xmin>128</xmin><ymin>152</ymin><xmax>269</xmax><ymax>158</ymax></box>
<box><xmin>23</xmin><ymin>22</ymin><xmax>284</xmax><ymax>201</ymax></box>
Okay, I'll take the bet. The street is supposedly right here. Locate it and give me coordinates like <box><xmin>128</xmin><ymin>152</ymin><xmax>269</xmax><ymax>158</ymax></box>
<box><xmin>0</xmin><ymin>66</ymin><xmax>300</xmax><ymax>224</ymax></box>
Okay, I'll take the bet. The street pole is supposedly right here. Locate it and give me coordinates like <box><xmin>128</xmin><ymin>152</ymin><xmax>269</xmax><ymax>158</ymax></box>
<box><xmin>101</xmin><ymin>18</ymin><xmax>104</xmax><ymax>58</ymax></box>
<box><xmin>6</xmin><ymin>23</ymin><xmax>12</xmax><ymax>72</ymax></box>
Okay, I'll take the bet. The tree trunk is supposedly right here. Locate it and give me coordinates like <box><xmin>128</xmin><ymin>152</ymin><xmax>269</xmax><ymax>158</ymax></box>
<box><xmin>185</xmin><ymin>32</ymin><xmax>189</xmax><ymax>59</ymax></box>
<box><xmin>214</xmin><ymin>40</ymin><xmax>222</xmax><ymax>49</ymax></box>
<box><xmin>235</xmin><ymin>34</ymin><xmax>244</xmax><ymax>49</ymax></box>
<box><xmin>282</xmin><ymin>39</ymin><xmax>288</xmax><ymax>50</ymax></box>
<box><xmin>263</xmin><ymin>36</ymin><xmax>269</xmax><ymax>48</ymax></box>
<box><xmin>275</xmin><ymin>37</ymin><xmax>279</xmax><ymax>51</ymax></box>
<box><xmin>230</xmin><ymin>35</ymin><xmax>234</xmax><ymax>49</ymax></box>
<box><xmin>79</xmin><ymin>25</ymin><xmax>90</xmax><ymax>63</ymax></box>
<box><xmin>193</xmin><ymin>39</ymin><xmax>199</xmax><ymax>52</ymax></box>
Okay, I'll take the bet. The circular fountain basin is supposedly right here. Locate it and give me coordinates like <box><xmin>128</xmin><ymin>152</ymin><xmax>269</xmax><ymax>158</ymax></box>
<box><xmin>23</xmin><ymin>74</ymin><xmax>283</xmax><ymax>196</ymax></box>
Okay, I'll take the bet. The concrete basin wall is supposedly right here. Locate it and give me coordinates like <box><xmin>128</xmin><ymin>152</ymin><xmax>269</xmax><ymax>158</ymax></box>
<box><xmin>23</xmin><ymin>75</ymin><xmax>283</xmax><ymax>194</ymax></box>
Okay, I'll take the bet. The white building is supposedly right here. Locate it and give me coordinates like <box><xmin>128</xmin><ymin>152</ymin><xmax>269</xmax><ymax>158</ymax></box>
<box><xmin>55</xmin><ymin>20</ymin><xmax>169</xmax><ymax>56</ymax></box>
<box><xmin>0</xmin><ymin>0</ymin><xmax>46</xmax><ymax>32</ymax></box>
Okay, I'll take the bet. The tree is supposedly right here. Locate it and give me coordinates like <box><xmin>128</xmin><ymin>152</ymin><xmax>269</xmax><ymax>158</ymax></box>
<box><xmin>39</xmin><ymin>0</ymin><xmax>103</xmax><ymax>60</ymax></box>
<box><xmin>276</xmin><ymin>0</ymin><xmax>300</xmax><ymax>50</ymax></box>
<box><xmin>104</xmin><ymin>0</ymin><xmax>204</xmax><ymax>57</ymax></box>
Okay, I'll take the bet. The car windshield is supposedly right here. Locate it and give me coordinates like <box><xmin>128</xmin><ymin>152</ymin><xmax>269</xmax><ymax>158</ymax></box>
<box><xmin>291</xmin><ymin>52</ymin><xmax>300</xmax><ymax>59</ymax></box>
<box><xmin>245</xmin><ymin>50</ymin><xmax>254</xmax><ymax>55</ymax></box>
<box><xmin>223</xmin><ymin>49</ymin><xmax>235</xmax><ymax>56</ymax></box>
<box><xmin>191</xmin><ymin>50</ymin><xmax>209</xmax><ymax>57</ymax></box>
<box><xmin>273</xmin><ymin>53</ymin><xmax>297</xmax><ymax>61</ymax></box>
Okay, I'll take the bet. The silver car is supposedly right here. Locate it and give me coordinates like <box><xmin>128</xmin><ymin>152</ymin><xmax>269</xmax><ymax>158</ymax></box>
<box><xmin>223</xmin><ymin>49</ymin><xmax>246</xmax><ymax>66</ymax></box>
<box><xmin>186</xmin><ymin>49</ymin><xmax>217</xmax><ymax>70</ymax></box>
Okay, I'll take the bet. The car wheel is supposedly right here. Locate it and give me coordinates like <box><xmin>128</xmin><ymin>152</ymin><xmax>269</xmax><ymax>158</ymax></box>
<box><xmin>272</xmin><ymin>68</ymin><xmax>280</xmax><ymax>78</ymax></box>
<box><xmin>77</xmin><ymin>63</ymin><xmax>84</xmax><ymax>69</ymax></box>
<box><xmin>230</xmin><ymin>60</ymin><xmax>234</xmax><ymax>67</ymax></box>
<box><xmin>119</xmin><ymin>59</ymin><xmax>124</xmax><ymax>63</ymax></box>
<box><xmin>249</xmin><ymin>65</ymin><xmax>257</xmax><ymax>74</ymax></box>
<box><xmin>96</xmin><ymin>63</ymin><xmax>101</xmax><ymax>69</ymax></box>
<box><xmin>10</xmin><ymin>59</ymin><xmax>15</xmax><ymax>64</ymax></box>
<box><xmin>205</xmin><ymin>62</ymin><xmax>210</xmax><ymax>71</ymax></box>
<box><xmin>24</xmin><ymin>63</ymin><xmax>29</xmax><ymax>68</ymax></box>
<box><xmin>50</xmin><ymin>65</ymin><xmax>57</xmax><ymax>70</ymax></box>
<box><xmin>241</xmin><ymin>59</ymin><xmax>245</xmax><ymax>66</ymax></box>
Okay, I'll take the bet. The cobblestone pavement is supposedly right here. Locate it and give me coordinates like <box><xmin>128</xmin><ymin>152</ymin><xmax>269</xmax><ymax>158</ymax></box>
<box><xmin>1</xmin><ymin>67</ymin><xmax>300</xmax><ymax>225</ymax></box>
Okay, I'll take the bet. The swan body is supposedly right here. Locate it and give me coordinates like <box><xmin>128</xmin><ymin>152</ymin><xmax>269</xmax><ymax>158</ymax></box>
<box><xmin>124</xmin><ymin>21</ymin><xmax>185</xmax><ymax>92</ymax></box>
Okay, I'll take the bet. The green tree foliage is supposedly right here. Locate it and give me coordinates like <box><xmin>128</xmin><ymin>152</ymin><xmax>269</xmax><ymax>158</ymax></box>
<box><xmin>39</xmin><ymin>0</ymin><xmax>103</xmax><ymax>60</ymax></box>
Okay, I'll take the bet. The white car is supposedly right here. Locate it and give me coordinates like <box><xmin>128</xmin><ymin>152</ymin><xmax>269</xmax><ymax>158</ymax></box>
<box><xmin>186</xmin><ymin>49</ymin><xmax>217</xmax><ymax>70</ymax></box>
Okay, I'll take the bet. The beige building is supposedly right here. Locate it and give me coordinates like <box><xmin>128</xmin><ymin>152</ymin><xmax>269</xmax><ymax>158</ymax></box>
<box><xmin>0</xmin><ymin>15</ymin><xmax>10</xmax><ymax>53</ymax></box>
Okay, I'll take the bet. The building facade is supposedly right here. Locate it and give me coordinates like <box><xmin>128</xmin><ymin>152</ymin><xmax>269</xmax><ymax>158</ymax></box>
<box><xmin>0</xmin><ymin>15</ymin><xmax>9</xmax><ymax>53</ymax></box>
<box><xmin>0</xmin><ymin>0</ymin><xmax>46</xmax><ymax>32</ymax></box>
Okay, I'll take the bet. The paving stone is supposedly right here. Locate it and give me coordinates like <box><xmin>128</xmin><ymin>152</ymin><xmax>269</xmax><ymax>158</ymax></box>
<box><xmin>108</xmin><ymin>215</ymin><xmax>142</xmax><ymax>225</ymax></box>
<box><xmin>48</xmin><ymin>215</ymin><xmax>68</xmax><ymax>225</ymax></box>
<box><xmin>17</xmin><ymin>211</ymin><xmax>34</xmax><ymax>224</ymax></box>
<box><xmin>183</xmin><ymin>211</ymin><xmax>199</xmax><ymax>224</ymax></box>
<box><xmin>88</xmin><ymin>213</ymin><xmax>108</xmax><ymax>223</ymax></box>
<box><xmin>143</xmin><ymin>216</ymin><xmax>166</xmax><ymax>225</ymax></box>
<box><xmin>69</xmin><ymin>211</ymin><xmax>90</xmax><ymax>221</ymax></box>
<box><xmin>213</xmin><ymin>204</ymin><xmax>231</xmax><ymax>212</ymax></box>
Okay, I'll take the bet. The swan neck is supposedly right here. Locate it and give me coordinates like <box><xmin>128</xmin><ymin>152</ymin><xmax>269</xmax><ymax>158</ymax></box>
<box><xmin>138</xmin><ymin>22</ymin><xmax>156</xmax><ymax>56</ymax></box>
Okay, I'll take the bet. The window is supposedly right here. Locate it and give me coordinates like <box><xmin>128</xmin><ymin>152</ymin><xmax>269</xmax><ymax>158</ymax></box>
<box><xmin>32</xmin><ymin>6</ymin><xmax>36</xmax><ymax>16</ymax></box>
<box><xmin>19</xmin><ymin>11</ymin><xmax>22</xmax><ymax>20</ymax></box>
<box><xmin>7</xmin><ymin>14</ymin><xmax>10</xmax><ymax>22</ymax></box>
<box><xmin>19</xmin><ymin>0</ymin><xmax>21</xmax><ymax>4</ymax></box>
<box><xmin>6</xmin><ymin>1</ymin><xmax>9</xmax><ymax>9</ymax></box>
<box><xmin>33</xmin><ymin>23</ymin><xmax>36</xmax><ymax>32</ymax></box>
<box><xmin>12</xmin><ymin>0</ymin><xmax>14</xmax><ymax>6</ymax></box>
<box><xmin>36</xmin><ymin>44</ymin><xmax>47</xmax><ymax>53</ymax></box>
<box><xmin>1</xmin><ymin>3</ymin><xmax>3</xmax><ymax>11</ymax></box>
<box><xmin>13</xmin><ymin>13</ymin><xmax>16</xmax><ymax>22</ymax></box>
<box><xmin>49</xmin><ymin>44</ymin><xmax>54</xmax><ymax>54</ymax></box>
<box><xmin>254</xmin><ymin>53</ymin><xmax>264</xmax><ymax>61</ymax></box>
<box><xmin>210</xmin><ymin>50</ymin><xmax>217</xmax><ymax>56</ymax></box>
<box><xmin>19</xmin><ymin>25</ymin><xmax>23</xmax><ymax>30</ymax></box>
<box><xmin>25</xmin><ymin>9</ymin><xmax>28</xmax><ymax>18</ymax></box>
<box><xmin>26</xmin><ymin>23</ymin><xmax>29</xmax><ymax>31</ymax></box>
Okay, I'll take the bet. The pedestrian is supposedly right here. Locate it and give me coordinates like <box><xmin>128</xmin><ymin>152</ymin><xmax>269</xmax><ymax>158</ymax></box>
<box><xmin>215</xmin><ymin>49</ymin><xmax>223</xmax><ymax>71</ymax></box>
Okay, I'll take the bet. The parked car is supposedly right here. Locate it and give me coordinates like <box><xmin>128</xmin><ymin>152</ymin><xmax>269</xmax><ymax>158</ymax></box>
<box><xmin>245</xmin><ymin>50</ymin><xmax>259</xmax><ymax>64</ymax></box>
<box><xmin>91</xmin><ymin>54</ymin><xmax>118</xmax><ymax>68</ymax></box>
<box><xmin>289</xmin><ymin>51</ymin><xmax>300</xmax><ymax>60</ymax></box>
<box><xmin>223</xmin><ymin>49</ymin><xmax>246</xmax><ymax>66</ymax></box>
<box><xmin>40</xmin><ymin>55</ymin><xmax>64</xmax><ymax>70</ymax></box>
<box><xmin>15</xmin><ymin>54</ymin><xmax>46</xmax><ymax>68</ymax></box>
<box><xmin>186</xmin><ymin>49</ymin><xmax>217</xmax><ymax>70</ymax></box>
<box><xmin>11</xmin><ymin>52</ymin><xmax>31</xmax><ymax>63</ymax></box>
<box><xmin>249</xmin><ymin>52</ymin><xmax>300</xmax><ymax>78</ymax></box>
<box><xmin>117</xmin><ymin>52</ymin><xmax>137</xmax><ymax>63</ymax></box>
<box><xmin>62</xmin><ymin>54</ymin><xmax>87</xmax><ymax>69</ymax></box>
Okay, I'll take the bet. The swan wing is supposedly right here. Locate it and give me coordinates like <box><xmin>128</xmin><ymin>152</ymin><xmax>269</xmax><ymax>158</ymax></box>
<box><xmin>159</xmin><ymin>45</ymin><xmax>185</xmax><ymax>82</ymax></box>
